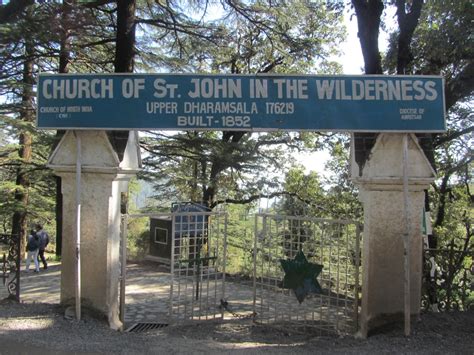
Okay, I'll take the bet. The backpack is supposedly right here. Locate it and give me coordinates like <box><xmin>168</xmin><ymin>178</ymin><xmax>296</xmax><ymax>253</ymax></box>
<box><xmin>27</xmin><ymin>234</ymin><xmax>40</xmax><ymax>252</ymax></box>
<box><xmin>38</xmin><ymin>231</ymin><xmax>49</xmax><ymax>249</ymax></box>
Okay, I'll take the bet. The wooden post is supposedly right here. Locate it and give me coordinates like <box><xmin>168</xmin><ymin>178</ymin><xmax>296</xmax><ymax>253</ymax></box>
<box><xmin>119</xmin><ymin>214</ymin><xmax>127</xmax><ymax>323</ymax></box>
<box><xmin>402</xmin><ymin>134</ymin><xmax>410</xmax><ymax>336</ymax></box>
<box><xmin>74</xmin><ymin>131</ymin><xmax>82</xmax><ymax>320</ymax></box>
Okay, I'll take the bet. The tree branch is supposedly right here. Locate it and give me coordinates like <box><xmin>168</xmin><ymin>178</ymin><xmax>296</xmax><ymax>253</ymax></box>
<box><xmin>0</xmin><ymin>0</ymin><xmax>33</xmax><ymax>23</ymax></box>
<box><xmin>434</xmin><ymin>125</ymin><xmax>474</xmax><ymax>148</ymax></box>
<box><xmin>211</xmin><ymin>191</ymin><xmax>327</xmax><ymax>210</ymax></box>
<box><xmin>445</xmin><ymin>61</ymin><xmax>474</xmax><ymax>111</ymax></box>
<box><xmin>396</xmin><ymin>0</ymin><xmax>423</xmax><ymax>74</ymax></box>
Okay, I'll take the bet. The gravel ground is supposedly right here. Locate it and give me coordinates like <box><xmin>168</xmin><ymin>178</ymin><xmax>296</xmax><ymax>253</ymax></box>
<box><xmin>0</xmin><ymin>299</ymin><xmax>473</xmax><ymax>354</ymax></box>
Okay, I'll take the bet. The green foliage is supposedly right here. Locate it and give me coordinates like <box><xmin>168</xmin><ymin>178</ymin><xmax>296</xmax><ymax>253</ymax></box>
<box><xmin>141</xmin><ymin>130</ymin><xmax>322</xmax><ymax>208</ymax></box>
<box><xmin>135</xmin><ymin>0</ymin><xmax>345</xmax><ymax>74</ymax></box>
<box><xmin>0</xmin><ymin>0</ymin><xmax>139</xmax><ymax>244</ymax></box>
<box><xmin>224</xmin><ymin>204</ymin><xmax>256</xmax><ymax>276</ymax></box>
<box><xmin>322</xmin><ymin>137</ymin><xmax>362</xmax><ymax>220</ymax></box>
<box><xmin>277</xmin><ymin>167</ymin><xmax>325</xmax><ymax>216</ymax></box>
<box><xmin>1</xmin><ymin>0</ymin><xmax>348</xmax><ymax>228</ymax></box>
<box><xmin>394</xmin><ymin>1</ymin><xmax>472</xmax><ymax>78</ymax></box>
<box><xmin>277</xmin><ymin>135</ymin><xmax>362</xmax><ymax>221</ymax></box>
<box><xmin>0</xmin><ymin>119</ymin><xmax>57</xmax><ymax>234</ymax></box>
<box><xmin>432</xmin><ymin>188</ymin><xmax>471</xmax><ymax>246</ymax></box>
<box><xmin>126</xmin><ymin>216</ymin><xmax>150</xmax><ymax>261</ymax></box>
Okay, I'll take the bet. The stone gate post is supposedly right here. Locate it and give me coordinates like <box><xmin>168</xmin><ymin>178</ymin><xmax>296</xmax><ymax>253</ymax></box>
<box><xmin>351</xmin><ymin>133</ymin><xmax>435</xmax><ymax>336</ymax></box>
<box><xmin>48</xmin><ymin>130</ymin><xmax>141</xmax><ymax>330</ymax></box>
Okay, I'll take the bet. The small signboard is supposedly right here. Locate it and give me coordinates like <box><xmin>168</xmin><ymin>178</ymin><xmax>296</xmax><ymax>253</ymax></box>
<box><xmin>37</xmin><ymin>73</ymin><xmax>445</xmax><ymax>132</ymax></box>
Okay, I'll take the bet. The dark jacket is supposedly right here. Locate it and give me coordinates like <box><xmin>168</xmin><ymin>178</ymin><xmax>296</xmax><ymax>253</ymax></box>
<box><xmin>37</xmin><ymin>230</ymin><xmax>49</xmax><ymax>250</ymax></box>
<box><xmin>27</xmin><ymin>233</ymin><xmax>40</xmax><ymax>252</ymax></box>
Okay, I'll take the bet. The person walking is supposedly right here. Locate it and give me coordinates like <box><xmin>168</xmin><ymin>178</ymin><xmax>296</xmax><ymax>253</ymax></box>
<box><xmin>35</xmin><ymin>224</ymin><xmax>49</xmax><ymax>270</ymax></box>
<box><xmin>25</xmin><ymin>230</ymin><xmax>40</xmax><ymax>273</ymax></box>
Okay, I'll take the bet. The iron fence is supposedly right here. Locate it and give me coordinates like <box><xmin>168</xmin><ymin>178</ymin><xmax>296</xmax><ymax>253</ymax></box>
<box><xmin>422</xmin><ymin>245</ymin><xmax>473</xmax><ymax>311</ymax></box>
<box><xmin>0</xmin><ymin>233</ymin><xmax>21</xmax><ymax>301</ymax></box>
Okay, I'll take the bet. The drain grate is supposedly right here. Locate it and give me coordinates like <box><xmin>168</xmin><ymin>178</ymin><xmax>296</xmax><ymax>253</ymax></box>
<box><xmin>125</xmin><ymin>322</ymin><xmax>169</xmax><ymax>333</ymax></box>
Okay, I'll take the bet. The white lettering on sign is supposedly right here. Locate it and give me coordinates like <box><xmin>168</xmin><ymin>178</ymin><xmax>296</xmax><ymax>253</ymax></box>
<box><xmin>176</xmin><ymin>115</ymin><xmax>251</xmax><ymax>128</ymax></box>
<box><xmin>315</xmin><ymin>79</ymin><xmax>438</xmax><ymax>101</ymax></box>
<box><xmin>177</xmin><ymin>116</ymin><xmax>213</xmax><ymax>127</ymax></box>
<box><xmin>40</xmin><ymin>106</ymin><xmax>59</xmax><ymax>113</ymax></box>
<box><xmin>266</xmin><ymin>102</ymin><xmax>294</xmax><ymax>114</ymax></box>
<box><xmin>122</xmin><ymin>78</ymin><xmax>145</xmax><ymax>98</ymax></box>
<box><xmin>183</xmin><ymin>101</ymin><xmax>257</xmax><ymax>114</ymax></box>
<box><xmin>153</xmin><ymin>79</ymin><xmax>178</xmax><ymax>98</ymax></box>
<box><xmin>400</xmin><ymin>108</ymin><xmax>423</xmax><ymax>120</ymax></box>
<box><xmin>188</xmin><ymin>78</ymin><xmax>242</xmax><ymax>98</ymax></box>
<box><xmin>146</xmin><ymin>101</ymin><xmax>178</xmax><ymax>114</ymax></box>
<box><xmin>42</xmin><ymin>79</ymin><xmax>114</xmax><ymax>99</ymax></box>
<box><xmin>273</xmin><ymin>79</ymin><xmax>308</xmax><ymax>99</ymax></box>
<box><xmin>249</xmin><ymin>79</ymin><xmax>268</xmax><ymax>98</ymax></box>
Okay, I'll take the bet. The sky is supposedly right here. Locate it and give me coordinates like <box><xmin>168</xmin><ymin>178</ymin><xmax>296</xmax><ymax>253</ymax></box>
<box><xmin>341</xmin><ymin>13</ymin><xmax>365</xmax><ymax>75</ymax></box>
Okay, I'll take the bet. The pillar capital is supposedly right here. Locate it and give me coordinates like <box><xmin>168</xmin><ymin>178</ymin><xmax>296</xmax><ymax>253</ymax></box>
<box><xmin>48</xmin><ymin>130</ymin><xmax>141</xmax><ymax>176</ymax></box>
<box><xmin>351</xmin><ymin>133</ymin><xmax>435</xmax><ymax>186</ymax></box>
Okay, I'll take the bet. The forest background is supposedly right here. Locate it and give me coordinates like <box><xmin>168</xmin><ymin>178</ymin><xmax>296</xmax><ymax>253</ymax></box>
<box><xmin>0</xmin><ymin>0</ymin><xmax>472</xmax><ymax>310</ymax></box>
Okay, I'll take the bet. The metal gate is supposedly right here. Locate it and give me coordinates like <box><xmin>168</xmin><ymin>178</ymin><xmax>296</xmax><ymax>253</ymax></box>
<box><xmin>121</xmin><ymin>211</ymin><xmax>360</xmax><ymax>333</ymax></box>
<box><xmin>253</xmin><ymin>214</ymin><xmax>361</xmax><ymax>335</ymax></box>
<box><xmin>170</xmin><ymin>211</ymin><xmax>227</xmax><ymax>322</ymax></box>
<box><xmin>0</xmin><ymin>233</ymin><xmax>21</xmax><ymax>301</ymax></box>
<box><xmin>120</xmin><ymin>211</ymin><xmax>228</xmax><ymax>325</ymax></box>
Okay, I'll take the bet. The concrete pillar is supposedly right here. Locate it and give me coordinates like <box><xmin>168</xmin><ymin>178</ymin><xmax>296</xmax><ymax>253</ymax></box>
<box><xmin>48</xmin><ymin>130</ymin><xmax>140</xmax><ymax>329</ymax></box>
<box><xmin>351</xmin><ymin>133</ymin><xmax>435</xmax><ymax>336</ymax></box>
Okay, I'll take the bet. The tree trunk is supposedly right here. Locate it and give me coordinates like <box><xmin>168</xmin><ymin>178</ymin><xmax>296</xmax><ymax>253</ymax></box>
<box><xmin>109</xmin><ymin>0</ymin><xmax>136</xmax><ymax>153</ymax></box>
<box><xmin>109</xmin><ymin>0</ymin><xmax>137</xmax><ymax>213</ymax></box>
<box><xmin>59</xmin><ymin>0</ymin><xmax>72</xmax><ymax>74</ymax></box>
<box><xmin>352</xmin><ymin>0</ymin><xmax>384</xmax><ymax>75</ymax></box>
<box><xmin>351</xmin><ymin>0</ymin><xmax>384</xmax><ymax>172</ymax></box>
<box><xmin>203</xmin><ymin>132</ymin><xmax>246</xmax><ymax>207</ymax></box>
<box><xmin>434</xmin><ymin>172</ymin><xmax>450</xmax><ymax>230</ymax></box>
<box><xmin>395</xmin><ymin>0</ymin><xmax>423</xmax><ymax>75</ymax></box>
<box><xmin>55</xmin><ymin>0</ymin><xmax>73</xmax><ymax>256</ymax></box>
<box><xmin>11</xmin><ymin>37</ymin><xmax>35</xmax><ymax>255</ymax></box>
<box><xmin>114</xmin><ymin>0</ymin><xmax>136</xmax><ymax>73</ymax></box>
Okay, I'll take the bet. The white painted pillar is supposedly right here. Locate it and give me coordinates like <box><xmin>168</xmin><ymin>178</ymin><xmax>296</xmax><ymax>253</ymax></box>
<box><xmin>351</xmin><ymin>133</ymin><xmax>435</xmax><ymax>337</ymax></box>
<box><xmin>48</xmin><ymin>130</ymin><xmax>141</xmax><ymax>330</ymax></box>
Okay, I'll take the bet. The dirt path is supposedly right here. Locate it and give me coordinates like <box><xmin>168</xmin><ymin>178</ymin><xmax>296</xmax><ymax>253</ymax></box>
<box><xmin>0</xmin><ymin>300</ymin><xmax>473</xmax><ymax>354</ymax></box>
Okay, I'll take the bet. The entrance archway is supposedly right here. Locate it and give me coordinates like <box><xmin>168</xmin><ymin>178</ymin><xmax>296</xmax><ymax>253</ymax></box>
<box><xmin>40</xmin><ymin>73</ymin><xmax>443</xmax><ymax>335</ymax></box>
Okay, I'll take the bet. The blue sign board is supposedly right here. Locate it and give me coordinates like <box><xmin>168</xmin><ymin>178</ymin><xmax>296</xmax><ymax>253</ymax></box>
<box><xmin>172</xmin><ymin>202</ymin><xmax>210</xmax><ymax>236</ymax></box>
<box><xmin>36</xmin><ymin>73</ymin><xmax>445</xmax><ymax>132</ymax></box>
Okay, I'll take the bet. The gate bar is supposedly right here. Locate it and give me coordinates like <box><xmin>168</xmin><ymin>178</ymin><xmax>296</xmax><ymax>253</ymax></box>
<box><xmin>222</xmin><ymin>213</ymin><xmax>228</xmax><ymax>319</ymax></box>
<box><xmin>252</xmin><ymin>214</ymin><xmax>258</xmax><ymax>316</ymax></box>
<box><xmin>354</xmin><ymin>223</ymin><xmax>361</xmax><ymax>334</ymax></box>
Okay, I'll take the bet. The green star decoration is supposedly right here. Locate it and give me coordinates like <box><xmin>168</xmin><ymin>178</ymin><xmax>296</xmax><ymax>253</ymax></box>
<box><xmin>280</xmin><ymin>250</ymin><xmax>323</xmax><ymax>304</ymax></box>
